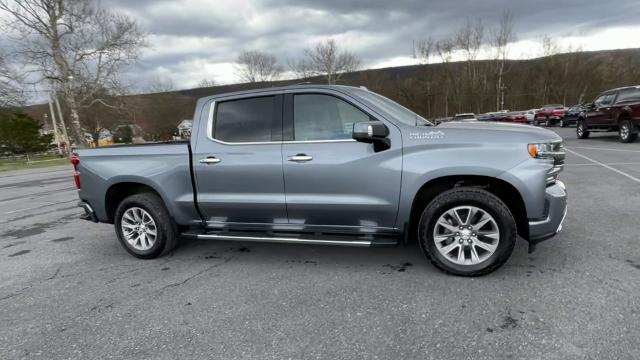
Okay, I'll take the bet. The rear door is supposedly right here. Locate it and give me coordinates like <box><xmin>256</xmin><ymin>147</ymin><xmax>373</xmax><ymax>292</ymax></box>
<box><xmin>192</xmin><ymin>93</ymin><xmax>287</xmax><ymax>229</ymax></box>
<box><xmin>281</xmin><ymin>90</ymin><xmax>402</xmax><ymax>232</ymax></box>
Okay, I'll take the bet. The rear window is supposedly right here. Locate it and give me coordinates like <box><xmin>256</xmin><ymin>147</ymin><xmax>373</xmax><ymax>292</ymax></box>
<box><xmin>616</xmin><ymin>88</ymin><xmax>640</xmax><ymax>103</ymax></box>
<box><xmin>213</xmin><ymin>96</ymin><xmax>275</xmax><ymax>142</ymax></box>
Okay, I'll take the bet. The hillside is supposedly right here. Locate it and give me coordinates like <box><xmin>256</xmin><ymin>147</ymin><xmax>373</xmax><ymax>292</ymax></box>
<box><xmin>22</xmin><ymin>47</ymin><xmax>640</xmax><ymax>140</ymax></box>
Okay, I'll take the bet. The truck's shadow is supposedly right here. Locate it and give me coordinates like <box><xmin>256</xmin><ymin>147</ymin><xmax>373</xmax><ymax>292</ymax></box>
<box><xmin>169</xmin><ymin>236</ymin><xmax>532</xmax><ymax>276</ymax></box>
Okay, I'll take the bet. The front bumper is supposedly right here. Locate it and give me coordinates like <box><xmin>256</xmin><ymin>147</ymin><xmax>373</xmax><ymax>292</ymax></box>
<box><xmin>528</xmin><ymin>180</ymin><xmax>567</xmax><ymax>244</ymax></box>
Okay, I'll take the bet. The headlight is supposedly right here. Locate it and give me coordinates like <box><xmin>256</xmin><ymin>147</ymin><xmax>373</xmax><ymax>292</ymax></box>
<box><xmin>527</xmin><ymin>142</ymin><xmax>563</xmax><ymax>159</ymax></box>
<box><xmin>528</xmin><ymin>141</ymin><xmax>565</xmax><ymax>186</ymax></box>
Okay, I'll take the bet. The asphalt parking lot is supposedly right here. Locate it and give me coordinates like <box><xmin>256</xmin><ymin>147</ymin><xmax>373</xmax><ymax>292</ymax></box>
<box><xmin>1</xmin><ymin>127</ymin><xmax>639</xmax><ymax>360</ymax></box>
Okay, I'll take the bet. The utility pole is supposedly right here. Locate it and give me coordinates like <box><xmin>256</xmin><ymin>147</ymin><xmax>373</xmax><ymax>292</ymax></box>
<box><xmin>46</xmin><ymin>97</ymin><xmax>63</xmax><ymax>155</ymax></box>
<box><xmin>53</xmin><ymin>93</ymin><xmax>70</xmax><ymax>154</ymax></box>
<box><xmin>500</xmin><ymin>84</ymin><xmax>507</xmax><ymax>111</ymax></box>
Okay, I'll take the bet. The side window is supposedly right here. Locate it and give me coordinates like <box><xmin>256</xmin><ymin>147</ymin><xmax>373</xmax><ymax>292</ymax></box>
<box><xmin>617</xmin><ymin>88</ymin><xmax>640</xmax><ymax>103</ymax></box>
<box><xmin>213</xmin><ymin>96</ymin><xmax>275</xmax><ymax>142</ymax></box>
<box><xmin>594</xmin><ymin>95</ymin><xmax>607</xmax><ymax>107</ymax></box>
<box><xmin>603</xmin><ymin>94</ymin><xmax>615</xmax><ymax>105</ymax></box>
<box><xmin>595</xmin><ymin>94</ymin><xmax>614</xmax><ymax>107</ymax></box>
<box><xmin>293</xmin><ymin>94</ymin><xmax>370</xmax><ymax>141</ymax></box>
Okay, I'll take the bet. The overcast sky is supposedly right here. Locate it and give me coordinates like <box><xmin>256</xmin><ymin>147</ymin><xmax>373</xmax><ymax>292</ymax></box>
<box><xmin>96</xmin><ymin>0</ymin><xmax>640</xmax><ymax>89</ymax></box>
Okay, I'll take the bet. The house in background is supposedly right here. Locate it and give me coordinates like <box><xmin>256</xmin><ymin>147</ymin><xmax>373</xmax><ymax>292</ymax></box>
<box><xmin>176</xmin><ymin>119</ymin><xmax>193</xmax><ymax>139</ymax></box>
<box><xmin>113</xmin><ymin>124</ymin><xmax>145</xmax><ymax>144</ymax></box>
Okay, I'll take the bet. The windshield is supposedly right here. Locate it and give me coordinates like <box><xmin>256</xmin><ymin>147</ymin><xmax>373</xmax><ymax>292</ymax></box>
<box><xmin>350</xmin><ymin>89</ymin><xmax>432</xmax><ymax>126</ymax></box>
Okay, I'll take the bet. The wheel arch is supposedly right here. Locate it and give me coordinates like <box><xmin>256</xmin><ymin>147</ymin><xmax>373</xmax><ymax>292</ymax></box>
<box><xmin>407</xmin><ymin>175</ymin><xmax>529</xmax><ymax>242</ymax></box>
<box><xmin>105</xmin><ymin>181</ymin><xmax>166</xmax><ymax>224</ymax></box>
<box><xmin>618</xmin><ymin>111</ymin><xmax>633</xmax><ymax>125</ymax></box>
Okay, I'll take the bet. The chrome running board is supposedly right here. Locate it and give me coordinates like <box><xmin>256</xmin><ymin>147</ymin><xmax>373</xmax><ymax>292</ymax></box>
<box><xmin>181</xmin><ymin>230</ymin><xmax>398</xmax><ymax>247</ymax></box>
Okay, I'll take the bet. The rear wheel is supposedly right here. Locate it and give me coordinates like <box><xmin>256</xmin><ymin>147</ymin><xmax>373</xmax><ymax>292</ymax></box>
<box><xmin>418</xmin><ymin>187</ymin><xmax>517</xmax><ymax>276</ymax></box>
<box><xmin>619</xmin><ymin>119</ymin><xmax>637</xmax><ymax>143</ymax></box>
<box><xmin>114</xmin><ymin>192</ymin><xmax>178</xmax><ymax>259</ymax></box>
<box><xmin>577</xmin><ymin>120</ymin><xmax>590</xmax><ymax>139</ymax></box>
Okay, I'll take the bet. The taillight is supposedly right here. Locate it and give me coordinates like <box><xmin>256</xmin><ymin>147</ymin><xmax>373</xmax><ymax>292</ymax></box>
<box><xmin>70</xmin><ymin>154</ymin><xmax>81</xmax><ymax>190</ymax></box>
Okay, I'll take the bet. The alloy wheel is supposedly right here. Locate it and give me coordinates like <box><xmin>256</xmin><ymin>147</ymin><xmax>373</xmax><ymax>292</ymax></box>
<box><xmin>621</xmin><ymin>124</ymin><xmax>630</xmax><ymax>140</ymax></box>
<box><xmin>121</xmin><ymin>207</ymin><xmax>158</xmax><ymax>251</ymax></box>
<box><xmin>433</xmin><ymin>206</ymin><xmax>500</xmax><ymax>266</ymax></box>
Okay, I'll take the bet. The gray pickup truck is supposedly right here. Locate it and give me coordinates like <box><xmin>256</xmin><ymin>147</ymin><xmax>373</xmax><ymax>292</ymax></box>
<box><xmin>73</xmin><ymin>85</ymin><xmax>567</xmax><ymax>276</ymax></box>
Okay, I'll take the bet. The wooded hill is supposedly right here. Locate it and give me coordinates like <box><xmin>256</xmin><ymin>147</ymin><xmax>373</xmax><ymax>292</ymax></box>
<box><xmin>22</xmin><ymin>47</ymin><xmax>640</xmax><ymax>142</ymax></box>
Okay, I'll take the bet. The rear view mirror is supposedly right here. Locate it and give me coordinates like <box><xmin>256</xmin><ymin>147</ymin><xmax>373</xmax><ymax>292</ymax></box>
<box><xmin>353</xmin><ymin>121</ymin><xmax>390</xmax><ymax>151</ymax></box>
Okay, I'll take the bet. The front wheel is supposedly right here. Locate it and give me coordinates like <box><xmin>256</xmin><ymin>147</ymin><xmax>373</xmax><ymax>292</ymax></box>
<box><xmin>577</xmin><ymin>120</ymin><xmax>590</xmax><ymax>139</ymax></box>
<box><xmin>619</xmin><ymin>120</ymin><xmax>637</xmax><ymax>143</ymax></box>
<box><xmin>114</xmin><ymin>192</ymin><xmax>178</xmax><ymax>259</ymax></box>
<box><xmin>418</xmin><ymin>187</ymin><xmax>517</xmax><ymax>276</ymax></box>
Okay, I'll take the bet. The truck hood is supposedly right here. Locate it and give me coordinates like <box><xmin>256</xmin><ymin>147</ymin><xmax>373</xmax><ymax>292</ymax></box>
<box><xmin>435</xmin><ymin>121</ymin><xmax>561</xmax><ymax>142</ymax></box>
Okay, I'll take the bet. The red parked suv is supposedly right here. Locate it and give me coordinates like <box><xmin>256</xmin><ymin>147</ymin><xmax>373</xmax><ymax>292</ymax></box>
<box><xmin>577</xmin><ymin>86</ymin><xmax>640</xmax><ymax>143</ymax></box>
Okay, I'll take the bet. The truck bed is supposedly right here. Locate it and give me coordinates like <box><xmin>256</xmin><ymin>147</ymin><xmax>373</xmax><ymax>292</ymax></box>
<box><xmin>76</xmin><ymin>142</ymin><xmax>200</xmax><ymax>225</ymax></box>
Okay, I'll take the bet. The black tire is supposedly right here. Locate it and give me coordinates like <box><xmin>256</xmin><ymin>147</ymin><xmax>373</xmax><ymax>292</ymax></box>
<box><xmin>114</xmin><ymin>192</ymin><xmax>178</xmax><ymax>259</ymax></box>
<box><xmin>619</xmin><ymin>119</ymin><xmax>637</xmax><ymax>143</ymax></box>
<box><xmin>418</xmin><ymin>187</ymin><xmax>517</xmax><ymax>277</ymax></box>
<box><xmin>576</xmin><ymin>120</ymin><xmax>590</xmax><ymax>139</ymax></box>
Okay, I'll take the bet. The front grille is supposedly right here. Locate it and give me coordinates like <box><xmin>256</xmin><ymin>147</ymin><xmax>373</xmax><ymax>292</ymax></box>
<box><xmin>547</xmin><ymin>141</ymin><xmax>565</xmax><ymax>186</ymax></box>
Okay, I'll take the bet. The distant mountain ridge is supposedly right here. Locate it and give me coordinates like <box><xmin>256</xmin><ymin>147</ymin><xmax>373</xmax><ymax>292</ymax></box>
<box><xmin>22</xmin><ymin>47</ymin><xmax>640</xmax><ymax>139</ymax></box>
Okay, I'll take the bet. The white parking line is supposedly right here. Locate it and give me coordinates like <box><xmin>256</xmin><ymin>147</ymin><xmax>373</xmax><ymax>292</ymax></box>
<box><xmin>565</xmin><ymin>148</ymin><xmax>640</xmax><ymax>184</ymax></box>
<box><xmin>567</xmin><ymin>162</ymin><xmax>640</xmax><ymax>167</ymax></box>
<box><xmin>570</xmin><ymin>146</ymin><xmax>640</xmax><ymax>153</ymax></box>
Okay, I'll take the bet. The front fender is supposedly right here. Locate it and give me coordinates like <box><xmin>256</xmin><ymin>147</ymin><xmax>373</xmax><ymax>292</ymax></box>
<box><xmin>395</xmin><ymin>141</ymin><xmax>529</xmax><ymax>228</ymax></box>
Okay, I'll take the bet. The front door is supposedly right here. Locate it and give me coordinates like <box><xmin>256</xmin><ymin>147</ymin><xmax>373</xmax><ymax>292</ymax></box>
<box><xmin>193</xmin><ymin>94</ymin><xmax>287</xmax><ymax>228</ymax></box>
<box><xmin>588</xmin><ymin>93</ymin><xmax>615</xmax><ymax>127</ymax></box>
<box><xmin>281</xmin><ymin>91</ymin><xmax>402</xmax><ymax>232</ymax></box>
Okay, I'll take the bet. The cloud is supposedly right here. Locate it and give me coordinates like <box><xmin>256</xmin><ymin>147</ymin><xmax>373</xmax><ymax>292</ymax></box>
<box><xmin>84</xmin><ymin>0</ymin><xmax>640</xmax><ymax>89</ymax></box>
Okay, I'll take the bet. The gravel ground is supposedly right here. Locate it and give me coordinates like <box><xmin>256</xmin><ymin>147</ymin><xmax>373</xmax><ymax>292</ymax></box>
<box><xmin>1</xmin><ymin>127</ymin><xmax>639</xmax><ymax>360</ymax></box>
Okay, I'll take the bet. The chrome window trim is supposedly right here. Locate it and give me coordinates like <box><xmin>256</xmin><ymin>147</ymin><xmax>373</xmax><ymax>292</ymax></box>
<box><xmin>206</xmin><ymin>99</ymin><xmax>358</xmax><ymax>145</ymax></box>
<box><xmin>283</xmin><ymin>139</ymin><xmax>356</xmax><ymax>144</ymax></box>
<box><xmin>206</xmin><ymin>100</ymin><xmax>277</xmax><ymax>146</ymax></box>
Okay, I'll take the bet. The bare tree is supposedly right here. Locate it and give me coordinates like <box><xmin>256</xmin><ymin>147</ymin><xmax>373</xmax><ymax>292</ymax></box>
<box><xmin>147</xmin><ymin>77</ymin><xmax>176</xmax><ymax>93</ymax></box>
<box><xmin>454</xmin><ymin>18</ymin><xmax>485</xmax><ymax>113</ymax></box>
<box><xmin>291</xmin><ymin>39</ymin><xmax>361</xmax><ymax>84</ymax></box>
<box><xmin>456</xmin><ymin>19</ymin><xmax>484</xmax><ymax>81</ymax></box>
<box><xmin>416</xmin><ymin>37</ymin><xmax>435</xmax><ymax>64</ymax></box>
<box><xmin>195</xmin><ymin>78</ymin><xmax>217</xmax><ymax>88</ymax></box>
<box><xmin>0</xmin><ymin>50</ymin><xmax>25</xmax><ymax>107</ymax></box>
<box><xmin>492</xmin><ymin>9</ymin><xmax>514</xmax><ymax>111</ymax></box>
<box><xmin>0</xmin><ymin>0</ymin><xmax>147</xmax><ymax>147</ymax></box>
<box><xmin>235</xmin><ymin>50</ymin><xmax>282</xmax><ymax>83</ymax></box>
<box><xmin>435</xmin><ymin>38</ymin><xmax>456</xmax><ymax>115</ymax></box>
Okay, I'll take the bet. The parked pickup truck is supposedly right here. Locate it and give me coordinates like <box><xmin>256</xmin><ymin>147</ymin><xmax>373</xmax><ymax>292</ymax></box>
<box><xmin>576</xmin><ymin>85</ymin><xmax>640</xmax><ymax>143</ymax></box>
<box><xmin>534</xmin><ymin>104</ymin><xmax>567</xmax><ymax>127</ymax></box>
<box><xmin>73</xmin><ymin>85</ymin><xmax>567</xmax><ymax>276</ymax></box>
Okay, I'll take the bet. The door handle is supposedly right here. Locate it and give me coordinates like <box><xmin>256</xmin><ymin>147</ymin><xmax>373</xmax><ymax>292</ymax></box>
<box><xmin>288</xmin><ymin>154</ymin><xmax>313</xmax><ymax>162</ymax></box>
<box><xmin>199</xmin><ymin>156</ymin><xmax>221</xmax><ymax>164</ymax></box>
